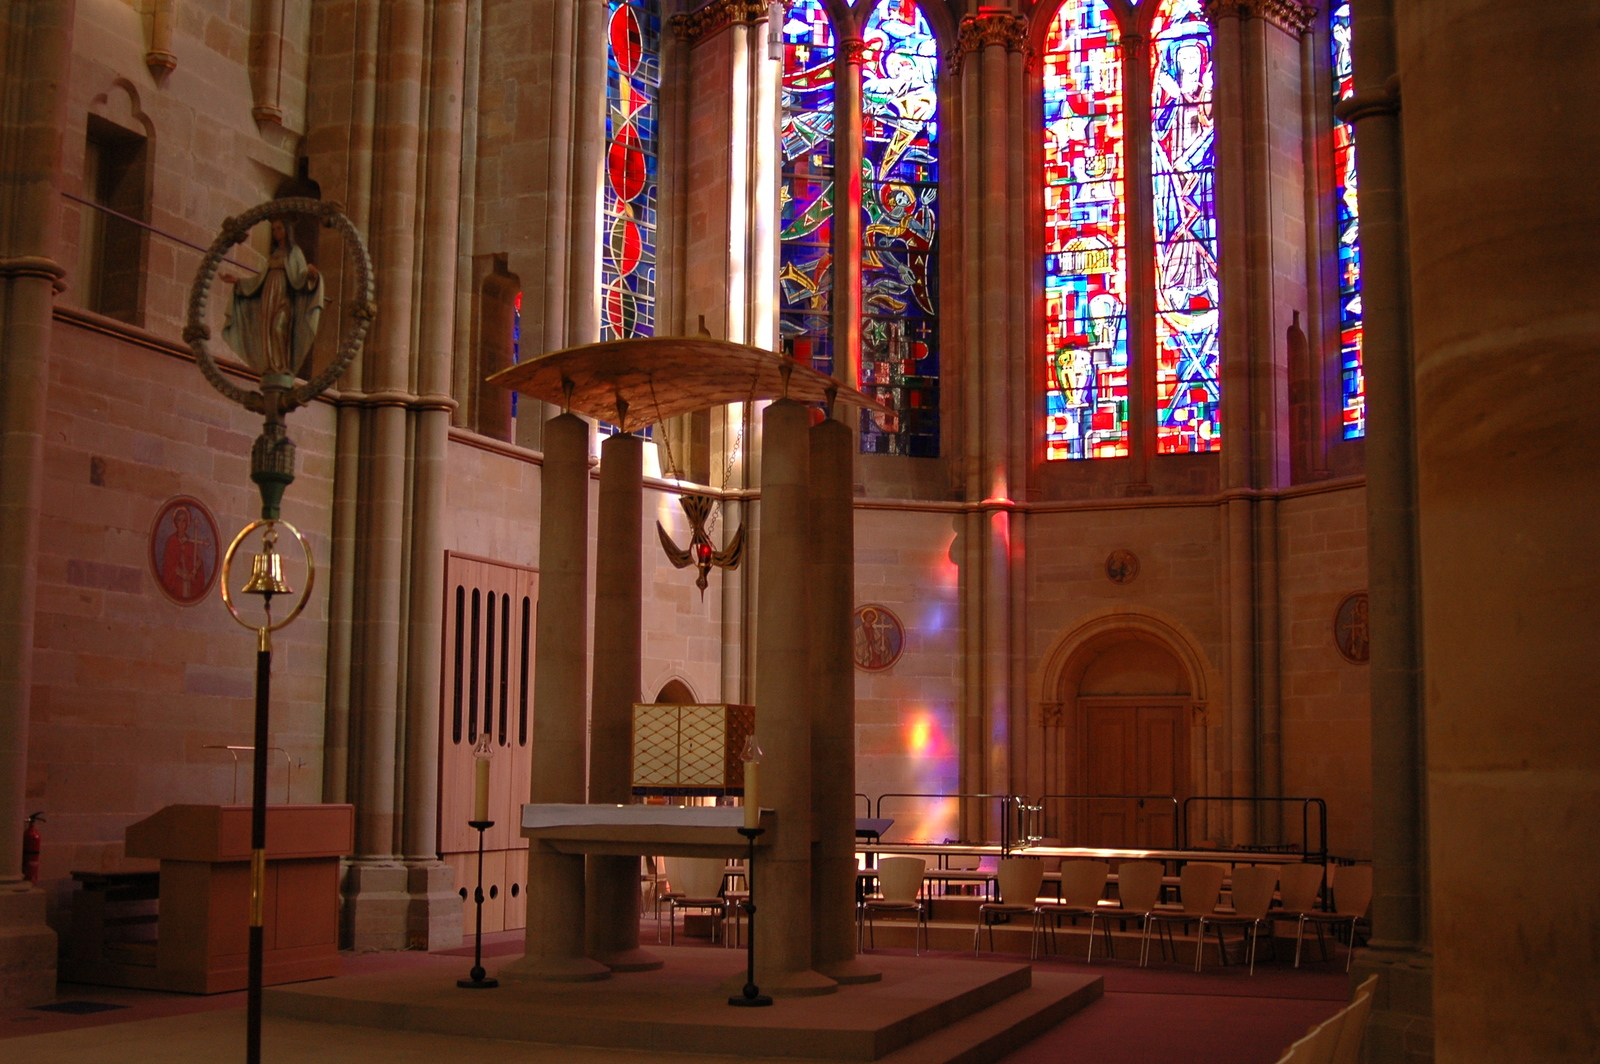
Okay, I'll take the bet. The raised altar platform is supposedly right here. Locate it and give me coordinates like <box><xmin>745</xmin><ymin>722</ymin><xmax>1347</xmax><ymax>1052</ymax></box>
<box><xmin>263</xmin><ymin>946</ymin><xmax>1101</xmax><ymax>1062</ymax></box>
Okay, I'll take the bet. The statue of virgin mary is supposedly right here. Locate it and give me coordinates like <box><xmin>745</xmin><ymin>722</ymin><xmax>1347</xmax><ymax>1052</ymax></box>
<box><xmin>222</xmin><ymin>219</ymin><xmax>325</xmax><ymax>377</ymax></box>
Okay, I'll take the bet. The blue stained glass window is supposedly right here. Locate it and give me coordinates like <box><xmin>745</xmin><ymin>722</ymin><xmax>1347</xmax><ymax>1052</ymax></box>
<box><xmin>602</xmin><ymin>0</ymin><xmax>661</xmax><ymax>342</ymax></box>
<box><xmin>1331</xmin><ymin>1</ymin><xmax>1365</xmax><ymax>438</ymax></box>
<box><xmin>860</xmin><ymin>0</ymin><xmax>939</xmax><ymax>458</ymax></box>
<box><xmin>1043</xmin><ymin>0</ymin><xmax>1128</xmax><ymax>460</ymax></box>
<box><xmin>1150</xmin><ymin>0</ymin><xmax>1220</xmax><ymax>454</ymax></box>
<box><xmin>780</xmin><ymin>0</ymin><xmax>836</xmax><ymax>379</ymax></box>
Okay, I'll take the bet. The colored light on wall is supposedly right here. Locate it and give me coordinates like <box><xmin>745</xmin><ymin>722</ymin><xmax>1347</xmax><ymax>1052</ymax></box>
<box><xmin>860</xmin><ymin>0</ymin><xmax>940</xmax><ymax>458</ymax></box>
<box><xmin>1331</xmin><ymin>1</ymin><xmax>1366</xmax><ymax>439</ymax></box>
<box><xmin>1043</xmin><ymin>0</ymin><xmax>1128</xmax><ymax>460</ymax></box>
<box><xmin>780</xmin><ymin>0</ymin><xmax>836</xmax><ymax>378</ymax></box>
<box><xmin>1150</xmin><ymin>0</ymin><xmax>1220</xmax><ymax>454</ymax></box>
<box><xmin>602</xmin><ymin>0</ymin><xmax>661</xmax><ymax>341</ymax></box>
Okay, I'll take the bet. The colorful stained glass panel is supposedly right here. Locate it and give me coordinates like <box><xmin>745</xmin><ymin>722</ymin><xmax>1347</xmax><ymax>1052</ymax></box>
<box><xmin>1151</xmin><ymin>0</ymin><xmax>1220</xmax><ymax>454</ymax></box>
<box><xmin>1043</xmin><ymin>0</ymin><xmax>1127</xmax><ymax>460</ymax></box>
<box><xmin>1331</xmin><ymin>1</ymin><xmax>1365</xmax><ymax>438</ymax></box>
<box><xmin>860</xmin><ymin>0</ymin><xmax>939</xmax><ymax>458</ymax></box>
<box><xmin>781</xmin><ymin>0</ymin><xmax>836</xmax><ymax>378</ymax></box>
<box><xmin>602</xmin><ymin>0</ymin><xmax>661</xmax><ymax>342</ymax></box>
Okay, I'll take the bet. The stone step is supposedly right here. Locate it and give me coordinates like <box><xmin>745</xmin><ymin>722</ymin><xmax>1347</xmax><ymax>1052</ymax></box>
<box><xmin>876</xmin><ymin>971</ymin><xmax>1102</xmax><ymax>1064</ymax></box>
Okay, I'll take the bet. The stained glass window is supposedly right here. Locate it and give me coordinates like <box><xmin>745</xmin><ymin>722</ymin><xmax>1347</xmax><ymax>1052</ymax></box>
<box><xmin>602</xmin><ymin>0</ymin><xmax>661</xmax><ymax>341</ymax></box>
<box><xmin>1150</xmin><ymin>0</ymin><xmax>1219</xmax><ymax>454</ymax></box>
<box><xmin>780</xmin><ymin>0</ymin><xmax>836</xmax><ymax>378</ymax></box>
<box><xmin>1043</xmin><ymin>0</ymin><xmax>1127</xmax><ymax>460</ymax></box>
<box><xmin>1331</xmin><ymin>1</ymin><xmax>1365</xmax><ymax>438</ymax></box>
<box><xmin>860</xmin><ymin>0</ymin><xmax>939</xmax><ymax>457</ymax></box>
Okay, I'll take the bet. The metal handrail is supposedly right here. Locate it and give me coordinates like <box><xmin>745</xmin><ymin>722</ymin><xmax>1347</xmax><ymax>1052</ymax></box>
<box><xmin>1180</xmin><ymin>796</ymin><xmax>1329</xmax><ymax>864</ymax></box>
<box><xmin>855</xmin><ymin>793</ymin><xmax>871</xmax><ymax>818</ymax></box>
<box><xmin>1032</xmin><ymin>793</ymin><xmax>1183</xmax><ymax>850</ymax></box>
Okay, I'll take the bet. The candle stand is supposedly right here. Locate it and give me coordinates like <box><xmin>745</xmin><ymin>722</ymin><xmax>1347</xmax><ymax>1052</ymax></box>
<box><xmin>458</xmin><ymin>819</ymin><xmax>499</xmax><ymax>989</ymax></box>
<box><xmin>728</xmin><ymin>826</ymin><xmax>771</xmax><ymax>1007</ymax></box>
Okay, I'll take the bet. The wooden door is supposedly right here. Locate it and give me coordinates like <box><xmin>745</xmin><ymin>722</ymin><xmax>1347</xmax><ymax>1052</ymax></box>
<box><xmin>1078</xmin><ymin>699</ymin><xmax>1188</xmax><ymax>849</ymax></box>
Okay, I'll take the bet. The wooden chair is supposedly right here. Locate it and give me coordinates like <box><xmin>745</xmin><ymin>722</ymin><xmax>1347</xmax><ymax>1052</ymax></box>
<box><xmin>1265</xmin><ymin>862</ymin><xmax>1328</xmax><ymax>967</ymax></box>
<box><xmin>1273</xmin><ymin>974</ymin><xmax>1378</xmax><ymax>1064</ymax></box>
<box><xmin>975</xmin><ymin>857</ymin><xmax>1045</xmax><ymax>955</ymax></box>
<box><xmin>1033</xmin><ymin>859</ymin><xmax>1109</xmax><ymax>960</ymax></box>
<box><xmin>1196</xmin><ymin>864</ymin><xmax>1278</xmax><ymax>974</ymax></box>
<box><xmin>1300</xmin><ymin>864</ymin><xmax>1373</xmax><ymax>971</ymax></box>
<box><xmin>860</xmin><ymin>856</ymin><xmax>928</xmax><ymax>953</ymax></box>
<box><xmin>1141</xmin><ymin>862</ymin><xmax>1225</xmax><ymax>968</ymax></box>
<box><xmin>1087</xmin><ymin>859</ymin><xmax>1164</xmax><ymax>962</ymax></box>
<box><xmin>661</xmin><ymin>856</ymin><xmax>728</xmax><ymax>945</ymax></box>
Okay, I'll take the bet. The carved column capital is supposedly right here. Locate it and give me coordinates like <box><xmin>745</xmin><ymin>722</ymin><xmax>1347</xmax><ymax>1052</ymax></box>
<box><xmin>952</xmin><ymin>11</ymin><xmax>1030</xmax><ymax>69</ymax></box>
<box><xmin>842</xmin><ymin>37</ymin><xmax>872</xmax><ymax>65</ymax></box>
<box><xmin>1204</xmin><ymin>0</ymin><xmax>1318</xmax><ymax>34</ymax></box>
<box><xmin>669</xmin><ymin>0</ymin><xmax>770</xmax><ymax>46</ymax></box>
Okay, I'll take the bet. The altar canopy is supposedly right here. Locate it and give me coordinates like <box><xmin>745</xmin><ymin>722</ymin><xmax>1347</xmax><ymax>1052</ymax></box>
<box><xmin>486</xmin><ymin>337</ymin><xmax>890</xmax><ymax>433</ymax></box>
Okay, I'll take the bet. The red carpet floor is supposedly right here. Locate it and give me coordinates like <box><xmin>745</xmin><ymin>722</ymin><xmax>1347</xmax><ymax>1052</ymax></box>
<box><xmin>5</xmin><ymin>928</ymin><xmax>1350</xmax><ymax>1063</ymax></box>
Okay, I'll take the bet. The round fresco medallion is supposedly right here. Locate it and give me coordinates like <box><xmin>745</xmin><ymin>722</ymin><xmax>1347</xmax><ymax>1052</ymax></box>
<box><xmin>1334</xmin><ymin>591</ymin><xmax>1370</xmax><ymax>664</ymax></box>
<box><xmin>1105</xmin><ymin>549</ymin><xmax>1140</xmax><ymax>585</ymax></box>
<box><xmin>852</xmin><ymin>604</ymin><xmax>905</xmax><ymax>672</ymax></box>
<box><xmin>149</xmin><ymin>496</ymin><xmax>220</xmax><ymax>605</ymax></box>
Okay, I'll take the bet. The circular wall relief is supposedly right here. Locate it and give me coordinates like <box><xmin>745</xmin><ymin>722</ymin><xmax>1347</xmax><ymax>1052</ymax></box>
<box><xmin>1334</xmin><ymin>591</ymin><xmax>1370</xmax><ymax>664</ymax></box>
<box><xmin>149</xmin><ymin>496</ymin><xmax>220</xmax><ymax>605</ymax></box>
<box><xmin>852</xmin><ymin>604</ymin><xmax>905</xmax><ymax>672</ymax></box>
<box><xmin>1105</xmin><ymin>549</ymin><xmax>1140</xmax><ymax>585</ymax></box>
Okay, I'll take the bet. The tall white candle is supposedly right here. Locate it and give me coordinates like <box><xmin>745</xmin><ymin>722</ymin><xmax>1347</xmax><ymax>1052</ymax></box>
<box><xmin>743</xmin><ymin>760</ymin><xmax>760</xmax><ymax>830</ymax></box>
<box><xmin>473</xmin><ymin>756</ymin><xmax>490</xmax><ymax>823</ymax></box>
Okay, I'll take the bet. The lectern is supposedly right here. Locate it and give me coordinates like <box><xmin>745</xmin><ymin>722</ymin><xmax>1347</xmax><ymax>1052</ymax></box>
<box><xmin>65</xmin><ymin>804</ymin><xmax>353</xmax><ymax>994</ymax></box>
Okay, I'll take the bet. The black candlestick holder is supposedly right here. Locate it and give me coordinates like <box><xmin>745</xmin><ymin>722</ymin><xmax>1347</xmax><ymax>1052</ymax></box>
<box><xmin>728</xmin><ymin>826</ymin><xmax>771</xmax><ymax>1007</ymax></box>
<box><xmin>458</xmin><ymin>819</ymin><xmax>499</xmax><ymax>989</ymax></box>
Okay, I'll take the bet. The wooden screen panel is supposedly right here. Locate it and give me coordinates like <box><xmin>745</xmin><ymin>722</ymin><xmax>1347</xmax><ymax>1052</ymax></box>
<box><xmin>1083</xmin><ymin>704</ymin><xmax>1133</xmax><ymax>848</ymax></box>
<box><xmin>439</xmin><ymin>554</ymin><xmax>538</xmax><ymax>856</ymax></box>
<box><xmin>1078</xmin><ymin>698</ymin><xmax>1190</xmax><ymax>849</ymax></box>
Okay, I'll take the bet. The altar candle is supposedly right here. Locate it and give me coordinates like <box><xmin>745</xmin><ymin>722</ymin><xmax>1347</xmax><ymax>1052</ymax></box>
<box><xmin>743</xmin><ymin>760</ymin><xmax>760</xmax><ymax>830</ymax></box>
<box><xmin>473</xmin><ymin>756</ymin><xmax>490</xmax><ymax>823</ymax></box>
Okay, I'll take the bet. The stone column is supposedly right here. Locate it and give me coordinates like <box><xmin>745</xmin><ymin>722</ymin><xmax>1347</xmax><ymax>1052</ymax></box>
<box><xmin>1339</xmin><ymin>0</ymin><xmax>1431</xmax><ymax>1059</ymax></box>
<box><xmin>0</xmin><ymin>0</ymin><xmax>73</xmax><ymax>1007</ymax></box>
<box><xmin>833</xmin><ymin>39</ymin><xmax>864</xmax><ymax>404</ymax></box>
<box><xmin>753</xmin><ymin>399</ymin><xmax>833</xmax><ymax>996</ymax></box>
<box><xmin>1400</xmin><ymin>0</ymin><xmax>1598</xmax><ymax>1045</ymax></box>
<box><xmin>809</xmin><ymin>417</ymin><xmax>877</xmax><ymax>984</ymax></box>
<box><xmin>504</xmin><ymin>413</ymin><xmax>610</xmax><ymax>982</ymax></box>
<box><xmin>585</xmin><ymin>432</ymin><xmax>661</xmax><ymax>971</ymax></box>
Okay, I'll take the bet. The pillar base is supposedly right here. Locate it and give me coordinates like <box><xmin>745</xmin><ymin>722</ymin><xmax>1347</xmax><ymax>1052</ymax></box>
<box><xmin>817</xmin><ymin>958</ymin><xmax>883</xmax><ymax>985</ymax></box>
<box><xmin>590</xmin><ymin>946</ymin><xmax>664</xmax><ymax>972</ymax></box>
<box><xmin>340</xmin><ymin>859</ymin><xmax>412</xmax><ymax>951</ymax></box>
<box><xmin>404</xmin><ymin>859</ymin><xmax>463</xmax><ymax>951</ymax></box>
<box><xmin>498</xmin><ymin>952</ymin><xmax>613</xmax><ymax>983</ymax></box>
<box><xmin>1350</xmin><ymin>945</ymin><xmax>1434</xmax><ymax>1064</ymax></box>
<box><xmin>0</xmin><ymin>884</ymin><xmax>57</xmax><ymax>1007</ymax></box>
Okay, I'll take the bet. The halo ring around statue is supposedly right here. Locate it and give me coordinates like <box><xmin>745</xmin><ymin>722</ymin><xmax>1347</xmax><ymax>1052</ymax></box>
<box><xmin>220</xmin><ymin>519</ymin><xmax>317</xmax><ymax>634</ymax></box>
<box><xmin>183</xmin><ymin>198</ymin><xmax>374</xmax><ymax>414</ymax></box>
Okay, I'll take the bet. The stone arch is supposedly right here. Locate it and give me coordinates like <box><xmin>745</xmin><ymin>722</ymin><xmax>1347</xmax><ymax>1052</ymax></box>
<box><xmin>1031</xmin><ymin>607</ymin><xmax>1219</xmax><ymax>844</ymax></box>
<box><xmin>653</xmin><ymin>677</ymin><xmax>698</xmax><ymax>704</ymax></box>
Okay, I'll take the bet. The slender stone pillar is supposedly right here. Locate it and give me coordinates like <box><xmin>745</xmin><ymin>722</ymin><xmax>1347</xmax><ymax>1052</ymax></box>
<box><xmin>585</xmin><ymin>432</ymin><xmax>661</xmax><ymax>971</ymax></box>
<box><xmin>503</xmin><ymin>414</ymin><xmax>609</xmax><ymax>982</ymax></box>
<box><xmin>753</xmin><ymin>399</ymin><xmax>834</xmax><ymax>996</ymax></box>
<box><xmin>809</xmin><ymin>418</ymin><xmax>878</xmax><ymax>984</ymax></box>
<box><xmin>1340</xmin><ymin>0</ymin><xmax>1432</xmax><ymax>1059</ymax></box>
<box><xmin>0</xmin><ymin>1</ymin><xmax>74</xmax><ymax>1005</ymax></box>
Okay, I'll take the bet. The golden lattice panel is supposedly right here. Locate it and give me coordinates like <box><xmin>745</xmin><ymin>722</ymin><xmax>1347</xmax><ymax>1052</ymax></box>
<box><xmin>677</xmin><ymin>705</ymin><xmax>725</xmax><ymax>786</ymax></box>
<box><xmin>632</xmin><ymin>705</ymin><xmax>679</xmax><ymax>786</ymax></box>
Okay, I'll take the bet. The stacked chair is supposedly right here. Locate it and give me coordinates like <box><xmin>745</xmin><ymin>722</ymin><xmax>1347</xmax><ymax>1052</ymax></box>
<box><xmin>1273</xmin><ymin>974</ymin><xmax>1379</xmax><ymax>1063</ymax></box>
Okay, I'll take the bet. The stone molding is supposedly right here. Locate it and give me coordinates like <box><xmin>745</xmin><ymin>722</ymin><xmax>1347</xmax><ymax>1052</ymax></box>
<box><xmin>669</xmin><ymin>0</ymin><xmax>770</xmax><ymax>46</ymax></box>
<box><xmin>952</xmin><ymin>12</ymin><xmax>1029</xmax><ymax>66</ymax></box>
<box><xmin>1203</xmin><ymin>0</ymin><xmax>1318</xmax><ymax>34</ymax></box>
<box><xmin>842</xmin><ymin>38</ymin><xmax>871</xmax><ymax>65</ymax></box>
<box><xmin>1336</xmin><ymin>80</ymin><xmax>1402</xmax><ymax>123</ymax></box>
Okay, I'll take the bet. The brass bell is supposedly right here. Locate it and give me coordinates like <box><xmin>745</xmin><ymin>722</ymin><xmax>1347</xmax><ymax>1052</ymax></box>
<box><xmin>241</xmin><ymin>529</ymin><xmax>292</xmax><ymax>597</ymax></box>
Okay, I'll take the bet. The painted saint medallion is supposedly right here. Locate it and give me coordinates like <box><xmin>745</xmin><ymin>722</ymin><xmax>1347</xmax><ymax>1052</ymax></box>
<box><xmin>149</xmin><ymin>496</ymin><xmax>220</xmax><ymax>605</ymax></box>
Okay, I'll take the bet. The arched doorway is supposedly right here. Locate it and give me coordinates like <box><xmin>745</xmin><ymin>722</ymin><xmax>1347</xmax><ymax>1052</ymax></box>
<box><xmin>1039</xmin><ymin>621</ymin><xmax>1202</xmax><ymax>850</ymax></box>
<box><xmin>654</xmin><ymin>678</ymin><xmax>696</xmax><ymax>704</ymax></box>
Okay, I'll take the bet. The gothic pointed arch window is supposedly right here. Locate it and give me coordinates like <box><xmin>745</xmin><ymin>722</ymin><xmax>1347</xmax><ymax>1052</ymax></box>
<box><xmin>780</xmin><ymin>0</ymin><xmax>837</xmax><ymax>377</ymax></box>
<box><xmin>1330</xmin><ymin>0</ymin><xmax>1365</xmax><ymax>438</ymax></box>
<box><xmin>603</xmin><ymin>0</ymin><xmax>662</xmax><ymax>341</ymax></box>
<box><xmin>860</xmin><ymin>0</ymin><xmax>941</xmax><ymax>457</ymax></box>
<box><xmin>1042</xmin><ymin>0</ymin><xmax>1221</xmax><ymax>460</ymax></box>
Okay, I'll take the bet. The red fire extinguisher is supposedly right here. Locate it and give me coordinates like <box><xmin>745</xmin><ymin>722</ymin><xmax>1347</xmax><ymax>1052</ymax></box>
<box><xmin>22</xmin><ymin>812</ymin><xmax>44</xmax><ymax>885</ymax></box>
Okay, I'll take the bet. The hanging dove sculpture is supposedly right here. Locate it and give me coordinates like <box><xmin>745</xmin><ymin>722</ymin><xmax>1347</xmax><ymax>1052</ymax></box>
<box><xmin>657</xmin><ymin>494</ymin><xmax>744</xmax><ymax>595</ymax></box>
